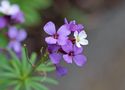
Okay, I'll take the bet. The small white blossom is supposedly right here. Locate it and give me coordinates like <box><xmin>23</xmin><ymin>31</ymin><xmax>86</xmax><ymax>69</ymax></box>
<box><xmin>74</xmin><ymin>30</ymin><xmax>88</xmax><ymax>47</ymax></box>
<box><xmin>0</xmin><ymin>0</ymin><xmax>20</xmax><ymax>15</ymax></box>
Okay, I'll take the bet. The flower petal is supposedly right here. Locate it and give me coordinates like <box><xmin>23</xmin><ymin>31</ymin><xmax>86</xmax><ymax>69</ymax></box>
<box><xmin>61</xmin><ymin>40</ymin><xmax>73</xmax><ymax>53</ymax></box>
<box><xmin>17</xmin><ymin>29</ymin><xmax>27</xmax><ymax>41</ymax></box>
<box><xmin>8</xmin><ymin>27</ymin><xmax>18</xmax><ymax>39</ymax></box>
<box><xmin>57</xmin><ymin>36</ymin><xmax>68</xmax><ymax>45</ymax></box>
<box><xmin>74</xmin><ymin>45</ymin><xmax>83</xmax><ymax>54</ymax></box>
<box><xmin>49</xmin><ymin>53</ymin><xmax>62</xmax><ymax>64</ymax></box>
<box><xmin>64</xmin><ymin>18</ymin><xmax>68</xmax><ymax>24</ymax></box>
<box><xmin>79</xmin><ymin>39</ymin><xmax>88</xmax><ymax>45</ymax></box>
<box><xmin>76</xmin><ymin>42</ymin><xmax>81</xmax><ymax>48</ymax></box>
<box><xmin>77</xmin><ymin>24</ymin><xmax>84</xmax><ymax>32</ymax></box>
<box><xmin>74</xmin><ymin>31</ymin><xmax>78</xmax><ymax>39</ymax></box>
<box><xmin>55</xmin><ymin>65</ymin><xmax>68</xmax><ymax>77</ymax></box>
<box><xmin>0</xmin><ymin>1</ymin><xmax>10</xmax><ymax>13</ymax></box>
<box><xmin>11</xmin><ymin>12</ymin><xmax>25</xmax><ymax>23</ymax></box>
<box><xmin>74</xmin><ymin>55</ymin><xmax>87</xmax><ymax>67</ymax></box>
<box><xmin>57</xmin><ymin>25</ymin><xmax>71</xmax><ymax>36</ymax></box>
<box><xmin>9</xmin><ymin>5</ymin><xmax>20</xmax><ymax>15</ymax></box>
<box><xmin>48</xmin><ymin>44</ymin><xmax>60</xmax><ymax>53</ymax></box>
<box><xmin>13</xmin><ymin>42</ymin><xmax>21</xmax><ymax>53</ymax></box>
<box><xmin>0</xmin><ymin>17</ymin><xmax>6</xmax><ymax>29</ymax></box>
<box><xmin>8</xmin><ymin>41</ymin><xmax>21</xmax><ymax>53</ymax></box>
<box><xmin>63</xmin><ymin>54</ymin><xmax>72</xmax><ymax>63</ymax></box>
<box><xmin>43</xmin><ymin>21</ymin><xmax>56</xmax><ymax>35</ymax></box>
<box><xmin>79</xmin><ymin>30</ymin><xmax>87</xmax><ymax>39</ymax></box>
<box><xmin>70</xmin><ymin>20</ymin><xmax>76</xmax><ymax>24</ymax></box>
<box><xmin>45</xmin><ymin>37</ymin><xmax>57</xmax><ymax>44</ymax></box>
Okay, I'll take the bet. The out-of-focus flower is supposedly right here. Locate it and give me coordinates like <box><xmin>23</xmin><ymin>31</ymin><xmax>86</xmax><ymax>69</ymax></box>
<box><xmin>0</xmin><ymin>0</ymin><xmax>20</xmax><ymax>16</ymax></box>
<box><xmin>8</xmin><ymin>26</ymin><xmax>27</xmax><ymax>53</ymax></box>
<box><xmin>64</xmin><ymin>18</ymin><xmax>84</xmax><ymax>32</ymax></box>
<box><xmin>55</xmin><ymin>64</ymin><xmax>68</xmax><ymax>76</ymax></box>
<box><xmin>11</xmin><ymin>11</ymin><xmax>25</xmax><ymax>23</ymax></box>
<box><xmin>62</xmin><ymin>40</ymin><xmax>87</xmax><ymax>66</ymax></box>
<box><xmin>0</xmin><ymin>0</ymin><xmax>24</xmax><ymax>29</ymax></box>
<box><xmin>44</xmin><ymin>21</ymin><xmax>70</xmax><ymax>45</ymax></box>
<box><xmin>74</xmin><ymin>30</ymin><xmax>88</xmax><ymax>47</ymax></box>
<box><xmin>0</xmin><ymin>17</ymin><xmax>6</xmax><ymax>29</ymax></box>
<box><xmin>47</xmin><ymin>44</ymin><xmax>62</xmax><ymax>64</ymax></box>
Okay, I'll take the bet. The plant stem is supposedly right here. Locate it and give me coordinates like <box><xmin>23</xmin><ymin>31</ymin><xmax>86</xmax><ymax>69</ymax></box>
<box><xmin>28</xmin><ymin>52</ymin><xmax>48</xmax><ymax>76</ymax></box>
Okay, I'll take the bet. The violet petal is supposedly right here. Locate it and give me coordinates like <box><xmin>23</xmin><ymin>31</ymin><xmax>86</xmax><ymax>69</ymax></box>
<box><xmin>63</xmin><ymin>54</ymin><xmax>72</xmax><ymax>63</ymax></box>
<box><xmin>17</xmin><ymin>29</ymin><xmax>27</xmax><ymax>41</ymax></box>
<box><xmin>43</xmin><ymin>21</ymin><xmax>56</xmax><ymax>35</ymax></box>
<box><xmin>74</xmin><ymin>45</ymin><xmax>83</xmax><ymax>55</ymax></box>
<box><xmin>56</xmin><ymin>65</ymin><xmax>68</xmax><ymax>77</ymax></box>
<box><xmin>49</xmin><ymin>53</ymin><xmax>62</xmax><ymax>64</ymax></box>
<box><xmin>61</xmin><ymin>40</ymin><xmax>73</xmax><ymax>53</ymax></box>
<box><xmin>0</xmin><ymin>17</ymin><xmax>6</xmax><ymax>29</ymax></box>
<box><xmin>57</xmin><ymin>35</ymin><xmax>68</xmax><ymax>45</ymax></box>
<box><xmin>45</xmin><ymin>37</ymin><xmax>57</xmax><ymax>44</ymax></box>
<box><xmin>74</xmin><ymin>55</ymin><xmax>87</xmax><ymax>67</ymax></box>
<box><xmin>8</xmin><ymin>27</ymin><xmax>18</xmax><ymax>39</ymax></box>
<box><xmin>57</xmin><ymin>25</ymin><xmax>71</xmax><ymax>36</ymax></box>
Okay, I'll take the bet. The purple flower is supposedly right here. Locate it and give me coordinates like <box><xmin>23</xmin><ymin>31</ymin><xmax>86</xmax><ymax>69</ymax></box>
<box><xmin>8</xmin><ymin>27</ymin><xmax>27</xmax><ymax>53</ymax></box>
<box><xmin>62</xmin><ymin>40</ymin><xmax>87</xmax><ymax>66</ymax></box>
<box><xmin>11</xmin><ymin>11</ymin><xmax>25</xmax><ymax>23</ymax></box>
<box><xmin>0</xmin><ymin>17</ymin><xmax>6</xmax><ymax>29</ymax></box>
<box><xmin>47</xmin><ymin>44</ymin><xmax>62</xmax><ymax>64</ymax></box>
<box><xmin>64</xmin><ymin>18</ymin><xmax>84</xmax><ymax>32</ymax></box>
<box><xmin>44</xmin><ymin>21</ymin><xmax>70</xmax><ymax>45</ymax></box>
<box><xmin>0</xmin><ymin>1</ymin><xmax>24</xmax><ymax>28</ymax></box>
<box><xmin>55</xmin><ymin>64</ymin><xmax>68</xmax><ymax>76</ymax></box>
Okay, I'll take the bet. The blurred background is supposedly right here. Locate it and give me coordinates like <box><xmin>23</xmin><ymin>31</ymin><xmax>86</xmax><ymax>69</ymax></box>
<box><xmin>5</xmin><ymin>0</ymin><xmax>125</xmax><ymax>90</ymax></box>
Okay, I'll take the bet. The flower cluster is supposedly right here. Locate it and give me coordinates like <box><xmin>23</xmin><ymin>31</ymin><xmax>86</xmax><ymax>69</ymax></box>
<box><xmin>0</xmin><ymin>0</ymin><xmax>27</xmax><ymax>54</ymax></box>
<box><xmin>44</xmin><ymin>18</ymin><xmax>88</xmax><ymax>76</ymax></box>
<box><xmin>0</xmin><ymin>0</ymin><xmax>24</xmax><ymax>29</ymax></box>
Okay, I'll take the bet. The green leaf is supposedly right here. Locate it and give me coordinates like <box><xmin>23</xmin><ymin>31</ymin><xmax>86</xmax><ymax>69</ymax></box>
<box><xmin>21</xmin><ymin>48</ymin><xmax>29</xmax><ymax>73</ymax></box>
<box><xmin>31</xmin><ymin>82</ymin><xmax>48</xmax><ymax>90</ymax></box>
<box><xmin>0</xmin><ymin>72</ymin><xmax>19</xmax><ymax>79</ymax></box>
<box><xmin>43</xmin><ymin>77</ymin><xmax>58</xmax><ymax>85</ymax></box>
<box><xmin>30</xmin><ymin>52</ymin><xmax>37</xmax><ymax>64</ymax></box>
<box><xmin>7</xmin><ymin>80</ymin><xmax>19</xmax><ymax>86</ymax></box>
<box><xmin>10</xmin><ymin>60</ymin><xmax>21</xmax><ymax>76</ymax></box>
<box><xmin>14</xmin><ymin>83</ymin><xmax>22</xmax><ymax>90</ymax></box>
<box><xmin>0</xmin><ymin>80</ymin><xmax>10</xmax><ymax>90</ymax></box>
<box><xmin>24</xmin><ymin>79</ymin><xmax>32</xmax><ymax>90</ymax></box>
<box><xmin>0</xmin><ymin>63</ymin><xmax>14</xmax><ymax>73</ymax></box>
<box><xmin>37</xmin><ymin>64</ymin><xmax>55</xmax><ymax>72</ymax></box>
<box><xmin>0</xmin><ymin>47</ymin><xmax>56</xmax><ymax>90</ymax></box>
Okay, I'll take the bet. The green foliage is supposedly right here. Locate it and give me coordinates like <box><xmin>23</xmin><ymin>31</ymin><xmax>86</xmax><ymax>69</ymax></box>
<box><xmin>0</xmin><ymin>48</ymin><xmax>57</xmax><ymax>90</ymax></box>
<box><xmin>10</xmin><ymin>0</ymin><xmax>53</xmax><ymax>26</ymax></box>
<box><xmin>0</xmin><ymin>33</ymin><xmax>8</xmax><ymax>48</ymax></box>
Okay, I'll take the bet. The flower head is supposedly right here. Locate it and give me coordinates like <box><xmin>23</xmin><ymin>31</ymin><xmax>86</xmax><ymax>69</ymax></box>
<box><xmin>8</xmin><ymin>26</ymin><xmax>27</xmax><ymax>53</ymax></box>
<box><xmin>62</xmin><ymin>40</ymin><xmax>87</xmax><ymax>66</ymax></box>
<box><xmin>0</xmin><ymin>0</ymin><xmax>24</xmax><ymax>28</ymax></box>
<box><xmin>44</xmin><ymin>19</ymin><xmax>88</xmax><ymax>76</ymax></box>
<box><xmin>44</xmin><ymin>21</ymin><xmax>70</xmax><ymax>45</ymax></box>
<box><xmin>64</xmin><ymin>18</ymin><xmax>84</xmax><ymax>32</ymax></box>
<box><xmin>74</xmin><ymin>30</ymin><xmax>88</xmax><ymax>47</ymax></box>
<box><xmin>0</xmin><ymin>0</ymin><xmax>20</xmax><ymax>15</ymax></box>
